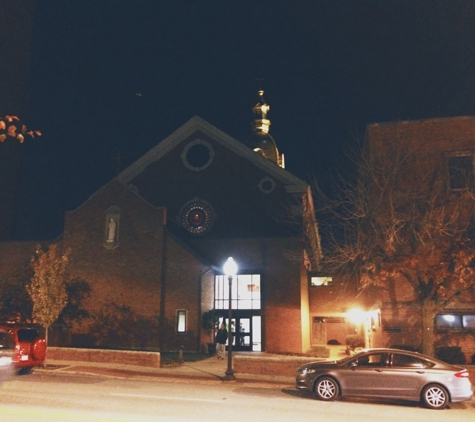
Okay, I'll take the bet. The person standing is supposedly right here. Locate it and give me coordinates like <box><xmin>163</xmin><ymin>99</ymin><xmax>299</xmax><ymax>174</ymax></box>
<box><xmin>215</xmin><ymin>323</ymin><xmax>227</xmax><ymax>359</ymax></box>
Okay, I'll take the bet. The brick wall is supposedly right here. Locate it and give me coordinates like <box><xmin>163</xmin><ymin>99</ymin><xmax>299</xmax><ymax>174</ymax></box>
<box><xmin>62</xmin><ymin>180</ymin><xmax>165</xmax><ymax>319</ymax></box>
<box><xmin>60</xmin><ymin>179</ymin><xmax>211</xmax><ymax>352</ymax></box>
<box><xmin>47</xmin><ymin>347</ymin><xmax>160</xmax><ymax>368</ymax></box>
<box><xmin>234</xmin><ymin>355</ymin><xmax>314</xmax><ymax>377</ymax></box>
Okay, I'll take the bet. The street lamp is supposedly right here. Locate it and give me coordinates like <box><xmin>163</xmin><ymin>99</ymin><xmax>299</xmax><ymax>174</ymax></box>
<box><xmin>223</xmin><ymin>257</ymin><xmax>237</xmax><ymax>381</ymax></box>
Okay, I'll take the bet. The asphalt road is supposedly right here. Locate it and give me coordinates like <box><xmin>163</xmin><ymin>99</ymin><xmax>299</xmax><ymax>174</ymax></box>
<box><xmin>0</xmin><ymin>372</ymin><xmax>473</xmax><ymax>422</ymax></box>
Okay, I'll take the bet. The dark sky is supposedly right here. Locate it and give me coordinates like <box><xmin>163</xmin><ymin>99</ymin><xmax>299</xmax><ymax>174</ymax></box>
<box><xmin>16</xmin><ymin>0</ymin><xmax>475</xmax><ymax>239</ymax></box>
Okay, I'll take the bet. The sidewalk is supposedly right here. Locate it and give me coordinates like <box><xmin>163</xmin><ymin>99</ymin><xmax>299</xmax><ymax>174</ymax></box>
<box><xmin>36</xmin><ymin>352</ymin><xmax>297</xmax><ymax>387</ymax></box>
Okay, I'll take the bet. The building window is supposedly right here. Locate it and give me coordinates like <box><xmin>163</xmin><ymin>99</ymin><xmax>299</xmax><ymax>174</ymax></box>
<box><xmin>258</xmin><ymin>177</ymin><xmax>276</xmax><ymax>194</ymax></box>
<box><xmin>313</xmin><ymin>316</ymin><xmax>346</xmax><ymax>323</ymax></box>
<box><xmin>104</xmin><ymin>206</ymin><xmax>120</xmax><ymax>249</ymax></box>
<box><xmin>178</xmin><ymin>198</ymin><xmax>215</xmax><ymax>235</ymax></box>
<box><xmin>448</xmin><ymin>155</ymin><xmax>473</xmax><ymax>190</ymax></box>
<box><xmin>181</xmin><ymin>139</ymin><xmax>215</xmax><ymax>171</ymax></box>
<box><xmin>214</xmin><ymin>274</ymin><xmax>261</xmax><ymax>310</ymax></box>
<box><xmin>309</xmin><ymin>275</ymin><xmax>333</xmax><ymax>287</ymax></box>
<box><xmin>435</xmin><ymin>314</ymin><xmax>467</xmax><ymax>331</ymax></box>
<box><xmin>177</xmin><ymin>310</ymin><xmax>186</xmax><ymax>333</ymax></box>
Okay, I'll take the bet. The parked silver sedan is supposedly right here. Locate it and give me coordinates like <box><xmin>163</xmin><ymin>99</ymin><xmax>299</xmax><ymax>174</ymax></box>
<box><xmin>296</xmin><ymin>348</ymin><xmax>473</xmax><ymax>409</ymax></box>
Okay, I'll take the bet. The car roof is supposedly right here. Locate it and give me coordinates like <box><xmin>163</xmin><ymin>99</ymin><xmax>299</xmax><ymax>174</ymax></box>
<box><xmin>0</xmin><ymin>323</ymin><xmax>42</xmax><ymax>331</ymax></box>
<box><xmin>360</xmin><ymin>348</ymin><xmax>419</xmax><ymax>353</ymax></box>
<box><xmin>354</xmin><ymin>348</ymin><xmax>460</xmax><ymax>366</ymax></box>
<box><xmin>357</xmin><ymin>348</ymin><xmax>426</xmax><ymax>357</ymax></box>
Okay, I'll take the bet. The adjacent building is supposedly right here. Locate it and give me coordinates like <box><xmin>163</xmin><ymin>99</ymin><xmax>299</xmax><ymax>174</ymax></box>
<box><xmin>309</xmin><ymin>116</ymin><xmax>475</xmax><ymax>362</ymax></box>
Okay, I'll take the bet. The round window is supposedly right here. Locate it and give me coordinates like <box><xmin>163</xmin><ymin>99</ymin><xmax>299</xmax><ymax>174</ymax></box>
<box><xmin>258</xmin><ymin>177</ymin><xmax>276</xmax><ymax>194</ymax></box>
<box><xmin>181</xmin><ymin>140</ymin><xmax>214</xmax><ymax>171</ymax></box>
<box><xmin>186</xmin><ymin>207</ymin><xmax>207</xmax><ymax>227</ymax></box>
<box><xmin>179</xmin><ymin>200</ymin><xmax>215</xmax><ymax>234</ymax></box>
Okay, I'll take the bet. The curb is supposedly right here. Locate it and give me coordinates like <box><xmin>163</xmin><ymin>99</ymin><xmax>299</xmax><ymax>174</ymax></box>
<box><xmin>34</xmin><ymin>362</ymin><xmax>295</xmax><ymax>387</ymax></box>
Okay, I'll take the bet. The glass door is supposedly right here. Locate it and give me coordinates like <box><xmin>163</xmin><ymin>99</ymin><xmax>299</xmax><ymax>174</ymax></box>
<box><xmin>236</xmin><ymin>317</ymin><xmax>251</xmax><ymax>351</ymax></box>
<box><xmin>219</xmin><ymin>315</ymin><xmax>261</xmax><ymax>351</ymax></box>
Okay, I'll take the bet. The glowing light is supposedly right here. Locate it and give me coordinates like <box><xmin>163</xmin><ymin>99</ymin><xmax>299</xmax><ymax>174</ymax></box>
<box><xmin>443</xmin><ymin>315</ymin><xmax>455</xmax><ymax>322</ymax></box>
<box><xmin>223</xmin><ymin>257</ymin><xmax>238</xmax><ymax>277</ymax></box>
<box><xmin>347</xmin><ymin>308</ymin><xmax>365</xmax><ymax>324</ymax></box>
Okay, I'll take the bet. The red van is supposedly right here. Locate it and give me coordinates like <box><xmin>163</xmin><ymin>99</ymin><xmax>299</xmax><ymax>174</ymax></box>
<box><xmin>0</xmin><ymin>324</ymin><xmax>46</xmax><ymax>374</ymax></box>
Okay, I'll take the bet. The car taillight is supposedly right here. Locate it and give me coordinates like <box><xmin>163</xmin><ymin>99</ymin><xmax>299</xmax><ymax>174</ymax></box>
<box><xmin>454</xmin><ymin>370</ymin><xmax>469</xmax><ymax>378</ymax></box>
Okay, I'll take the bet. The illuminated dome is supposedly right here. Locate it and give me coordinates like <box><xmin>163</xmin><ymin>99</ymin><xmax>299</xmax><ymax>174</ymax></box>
<box><xmin>246</xmin><ymin>90</ymin><xmax>284</xmax><ymax>167</ymax></box>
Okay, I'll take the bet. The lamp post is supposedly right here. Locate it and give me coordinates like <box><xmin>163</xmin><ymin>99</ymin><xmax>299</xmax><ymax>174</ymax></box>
<box><xmin>223</xmin><ymin>257</ymin><xmax>237</xmax><ymax>381</ymax></box>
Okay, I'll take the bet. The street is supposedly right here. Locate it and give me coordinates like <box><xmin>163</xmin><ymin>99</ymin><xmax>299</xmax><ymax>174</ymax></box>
<box><xmin>0</xmin><ymin>371</ymin><xmax>473</xmax><ymax>421</ymax></box>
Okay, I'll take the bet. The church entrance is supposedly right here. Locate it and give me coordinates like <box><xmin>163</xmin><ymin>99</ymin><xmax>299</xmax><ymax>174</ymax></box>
<box><xmin>214</xmin><ymin>273</ymin><xmax>262</xmax><ymax>351</ymax></box>
<box><xmin>218</xmin><ymin>312</ymin><xmax>261</xmax><ymax>351</ymax></box>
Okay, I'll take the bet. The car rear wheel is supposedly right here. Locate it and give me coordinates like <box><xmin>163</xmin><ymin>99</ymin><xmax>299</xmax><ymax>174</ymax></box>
<box><xmin>421</xmin><ymin>384</ymin><xmax>449</xmax><ymax>410</ymax></box>
<box><xmin>17</xmin><ymin>367</ymin><xmax>33</xmax><ymax>375</ymax></box>
<box><xmin>314</xmin><ymin>377</ymin><xmax>339</xmax><ymax>401</ymax></box>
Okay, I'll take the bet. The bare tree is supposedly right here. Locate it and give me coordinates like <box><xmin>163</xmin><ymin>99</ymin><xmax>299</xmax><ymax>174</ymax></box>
<box><xmin>26</xmin><ymin>244</ymin><xmax>70</xmax><ymax>344</ymax></box>
<box><xmin>316</xmin><ymin>140</ymin><xmax>475</xmax><ymax>356</ymax></box>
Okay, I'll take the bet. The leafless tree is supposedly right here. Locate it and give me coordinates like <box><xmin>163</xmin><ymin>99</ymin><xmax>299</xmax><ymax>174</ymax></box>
<box><xmin>315</xmin><ymin>139</ymin><xmax>475</xmax><ymax>356</ymax></box>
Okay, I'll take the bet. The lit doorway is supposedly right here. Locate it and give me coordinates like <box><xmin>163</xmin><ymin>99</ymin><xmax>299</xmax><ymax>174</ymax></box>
<box><xmin>220</xmin><ymin>315</ymin><xmax>261</xmax><ymax>351</ymax></box>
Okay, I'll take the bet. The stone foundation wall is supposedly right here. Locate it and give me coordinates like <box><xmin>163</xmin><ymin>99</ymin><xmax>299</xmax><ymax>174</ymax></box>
<box><xmin>234</xmin><ymin>355</ymin><xmax>318</xmax><ymax>378</ymax></box>
<box><xmin>47</xmin><ymin>347</ymin><xmax>160</xmax><ymax>368</ymax></box>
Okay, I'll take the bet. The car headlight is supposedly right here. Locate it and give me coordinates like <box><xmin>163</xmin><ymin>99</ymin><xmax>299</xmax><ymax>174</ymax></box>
<box><xmin>298</xmin><ymin>367</ymin><xmax>316</xmax><ymax>375</ymax></box>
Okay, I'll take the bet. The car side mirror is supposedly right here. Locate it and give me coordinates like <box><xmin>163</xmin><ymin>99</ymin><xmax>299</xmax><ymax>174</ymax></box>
<box><xmin>350</xmin><ymin>362</ymin><xmax>358</xmax><ymax>370</ymax></box>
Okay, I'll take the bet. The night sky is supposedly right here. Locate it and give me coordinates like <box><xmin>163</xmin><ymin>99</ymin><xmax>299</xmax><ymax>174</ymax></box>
<box><xmin>14</xmin><ymin>0</ymin><xmax>475</xmax><ymax>239</ymax></box>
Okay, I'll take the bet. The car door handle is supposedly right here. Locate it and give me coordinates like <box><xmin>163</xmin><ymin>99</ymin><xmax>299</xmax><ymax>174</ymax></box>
<box><xmin>416</xmin><ymin>371</ymin><xmax>425</xmax><ymax>374</ymax></box>
<box><xmin>375</xmin><ymin>369</ymin><xmax>384</xmax><ymax>372</ymax></box>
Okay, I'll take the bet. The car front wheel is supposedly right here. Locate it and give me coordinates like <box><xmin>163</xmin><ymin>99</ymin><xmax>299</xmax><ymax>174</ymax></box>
<box><xmin>421</xmin><ymin>384</ymin><xmax>449</xmax><ymax>409</ymax></box>
<box><xmin>314</xmin><ymin>377</ymin><xmax>339</xmax><ymax>401</ymax></box>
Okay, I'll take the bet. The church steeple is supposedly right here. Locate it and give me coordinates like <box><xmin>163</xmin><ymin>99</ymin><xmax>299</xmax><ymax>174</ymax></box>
<box><xmin>251</xmin><ymin>89</ymin><xmax>271</xmax><ymax>134</ymax></box>
<box><xmin>246</xmin><ymin>89</ymin><xmax>284</xmax><ymax>168</ymax></box>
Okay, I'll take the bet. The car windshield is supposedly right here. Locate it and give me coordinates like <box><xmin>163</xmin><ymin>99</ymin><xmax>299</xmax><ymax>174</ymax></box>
<box><xmin>17</xmin><ymin>328</ymin><xmax>39</xmax><ymax>342</ymax></box>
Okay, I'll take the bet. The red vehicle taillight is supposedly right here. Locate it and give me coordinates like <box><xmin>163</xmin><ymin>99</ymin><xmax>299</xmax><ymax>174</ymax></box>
<box><xmin>454</xmin><ymin>370</ymin><xmax>469</xmax><ymax>378</ymax></box>
<box><xmin>13</xmin><ymin>344</ymin><xmax>21</xmax><ymax>362</ymax></box>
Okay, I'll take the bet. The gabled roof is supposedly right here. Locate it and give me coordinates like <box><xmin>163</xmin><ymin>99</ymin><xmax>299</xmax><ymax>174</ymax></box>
<box><xmin>65</xmin><ymin>178</ymin><xmax>162</xmax><ymax>215</ymax></box>
<box><xmin>118</xmin><ymin>115</ymin><xmax>307</xmax><ymax>188</ymax></box>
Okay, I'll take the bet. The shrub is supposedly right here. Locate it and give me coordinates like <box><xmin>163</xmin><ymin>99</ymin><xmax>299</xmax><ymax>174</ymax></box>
<box><xmin>201</xmin><ymin>309</ymin><xmax>218</xmax><ymax>342</ymax></box>
<box><xmin>345</xmin><ymin>334</ymin><xmax>364</xmax><ymax>349</ymax></box>
<box><xmin>435</xmin><ymin>346</ymin><xmax>466</xmax><ymax>364</ymax></box>
<box><xmin>89</xmin><ymin>302</ymin><xmax>159</xmax><ymax>350</ymax></box>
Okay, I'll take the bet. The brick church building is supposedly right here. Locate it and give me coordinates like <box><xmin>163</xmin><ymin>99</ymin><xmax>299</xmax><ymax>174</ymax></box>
<box><xmin>1</xmin><ymin>91</ymin><xmax>322</xmax><ymax>354</ymax></box>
